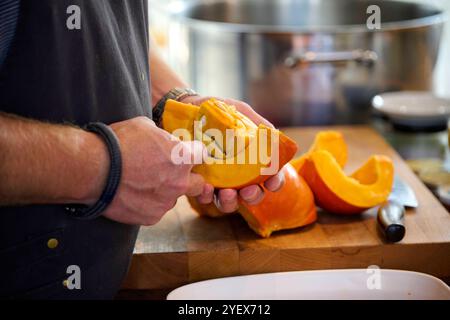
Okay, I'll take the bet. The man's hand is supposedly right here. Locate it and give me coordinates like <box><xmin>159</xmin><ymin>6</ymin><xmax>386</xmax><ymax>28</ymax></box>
<box><xmin>181</xmin><ymin>96</ymin><xmax>285</xmax><ymax>214</ymax></box>
<box><xmin>0</xmin><ymin>113</ymin><xmax>208</xmax><ymax>226</ymax></box>
<box><xmin>103</xmin><ymin>117</ymin><xmax>207</xmax><ymax>225</ymax></box>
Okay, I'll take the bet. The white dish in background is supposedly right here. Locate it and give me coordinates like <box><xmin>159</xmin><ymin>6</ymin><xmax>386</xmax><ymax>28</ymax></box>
<box><xmin>167</xmin><ymin>269</ymin><xmax>450</xmax><ymax>300</ymax></box>
<box><xmin>372</xmin><ymin>91</ymin><xmax>450</xmax><ymax>128</ymax></box>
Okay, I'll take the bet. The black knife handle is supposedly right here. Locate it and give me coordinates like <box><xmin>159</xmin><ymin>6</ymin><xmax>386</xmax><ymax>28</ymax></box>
<box><xmin>377</xmin><ymin>200</ymin><xmax>406</xmax><ymax>243</ymax></box>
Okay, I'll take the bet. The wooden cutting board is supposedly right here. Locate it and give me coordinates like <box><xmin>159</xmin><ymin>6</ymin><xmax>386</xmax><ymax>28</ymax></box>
<box><xmin>122</xmin><ymin>126</ymin><xmax>450</xmax><ymax>292</ymax></box>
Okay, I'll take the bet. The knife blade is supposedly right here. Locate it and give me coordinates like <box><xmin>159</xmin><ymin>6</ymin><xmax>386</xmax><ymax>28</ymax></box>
<box><xmin>388</xmin><ymin>175</ymin><xmax>419</xmax><ymax>208</ymax></box>
<box><xmin>377</xmin><ymin>176</ymin><xmax>418</xmax><ymax>243</ymax></box>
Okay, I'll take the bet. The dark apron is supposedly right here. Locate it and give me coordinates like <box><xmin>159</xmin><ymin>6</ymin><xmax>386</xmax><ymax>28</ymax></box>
<box><xmin>0</xmin><ymin>0</ymin><xmax>151</xmax><ymax>299</ymax></box>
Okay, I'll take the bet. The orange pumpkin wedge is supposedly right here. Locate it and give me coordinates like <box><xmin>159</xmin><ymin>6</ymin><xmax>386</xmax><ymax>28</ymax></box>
<box><xmin>300</xmin><ymin>150</ymin><xmax>394</xmax><ymax>214</ymax></box>
<box><xmin>290</xmin><ymin>131</ymin><xmax>348</xmax><ymax>172</ymax></box>
<box><xmin>162</xmin><ymin>98</ymin><xmax>298</xmax><ymax>189</ymax></box>
<box><xmin>239</xmin><ymin>164</ymin><xmax>317</xmax><ymax>238</ymax></box>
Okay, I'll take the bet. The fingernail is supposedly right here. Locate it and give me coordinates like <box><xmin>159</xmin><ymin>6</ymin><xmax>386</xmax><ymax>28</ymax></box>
<box><xmin>203</xmin><ymin>184</ymin><xmax>214</xmax><ymax>195</ymax></box>
<box><xmin>221</xmin><ymin>197</ymin><xmax>235</xmax><ymax>204</ymax></box>
<box><xmin>265</xmin><ymin>178</ymin><xmax>279</xmax><ymax>191</ymax></box>
<box><xmin>266</xmin><ymin>173</ymin><xmax>285</xmax><ymax>192</ymax></box>
<box><xmin>240</xmin><ymin>187</ymin><xmax>258</xmax><ymax>201</ymax></box>
<box><xmin>220</xmin><ymin>190</ymin><xmax>237</xmax><ymax>202</ymax></box>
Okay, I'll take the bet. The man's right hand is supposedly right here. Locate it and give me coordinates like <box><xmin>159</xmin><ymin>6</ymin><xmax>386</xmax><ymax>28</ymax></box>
<box><xmin>0</xmin><ymin>113</ymin><xmax>208</xmax><ymax>226</ymax></box>
<box><xmin>102</xmin><ymin>117</ymin><xmax>209</xmax><ymax>226</ymax></box>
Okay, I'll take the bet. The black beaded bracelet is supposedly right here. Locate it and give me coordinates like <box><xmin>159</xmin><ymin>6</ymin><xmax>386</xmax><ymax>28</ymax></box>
<box><xmin>65</xmin><ymin>122</ymin><xmax>122</xmax><ymax>220</ymax></box>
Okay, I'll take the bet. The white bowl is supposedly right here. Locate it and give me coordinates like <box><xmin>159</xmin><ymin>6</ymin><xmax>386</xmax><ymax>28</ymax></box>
<box><xmin>372</xmin><ymin>91</ymin><xmax>450</xmax><ymax>128</ymax></box>
<box><xmin>167</xmin><ymin>269</ymin><xmax>450</xmax><ymax>300</ymax></box>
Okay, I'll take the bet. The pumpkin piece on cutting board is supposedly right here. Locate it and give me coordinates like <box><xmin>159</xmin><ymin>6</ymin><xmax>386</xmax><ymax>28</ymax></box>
<box><xmin>300</xmin><ymin>150</ymin><xmax>394</xmax><ymax>214</ymax></box>
<box><xmin>238</xmin><ymin>164</ymin><xmax>317</xmax><ymax>238</ymax></box>
<box><xmin>162</xmin><ymin>98</ymin><xmax>298</xmax><ymax>189</ymax></box>
<box><xmin>290</xmin><ymin>130</ymin><xmax>348</xmax><ymax>172</ymax></box>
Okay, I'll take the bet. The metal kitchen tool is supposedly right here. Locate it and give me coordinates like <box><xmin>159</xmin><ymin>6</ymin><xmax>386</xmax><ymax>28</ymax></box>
<box><xmin>377</xmin><ymin>175</ymin><xmax>418</xmax><ymax>243</ymax></box>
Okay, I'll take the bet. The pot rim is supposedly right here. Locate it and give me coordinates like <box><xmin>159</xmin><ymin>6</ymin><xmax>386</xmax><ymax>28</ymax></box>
<box><xmin>152</xmin><ymin>0</ymin><xmax>447</xmax><ymax>34</ymax></box>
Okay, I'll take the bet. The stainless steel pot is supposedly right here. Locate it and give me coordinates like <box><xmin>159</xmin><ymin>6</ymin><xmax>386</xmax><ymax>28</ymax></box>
<box><xmin>154</xmin><ymin>0</ymin><xmax>446</xmax><ymax>126</ymax></box>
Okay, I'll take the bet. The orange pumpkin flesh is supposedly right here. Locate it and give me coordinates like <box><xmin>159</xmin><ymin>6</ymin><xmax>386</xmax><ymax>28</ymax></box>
<box><xmin>290</xmin><ymin>131</ymin><xmax>348</xmax><ymax>172</ymax></box>
<box><xmin>162</xmin><ymin>99</ymin><xmax>199</xmax><ymax>139</ymax></box>
<box><xmin>162</xmin><ymin>98</ymin><xmax>298</xmax><ymax>189</ymax></box>
<box><xmin>300</xmin><ymin>150</ymin><xmax>394</xmax><ymax>214</ymax></box>
<box><xmin>239</xmin><ymin>164</ymin><xmax>317</xmax><ymax>237</ymax></box>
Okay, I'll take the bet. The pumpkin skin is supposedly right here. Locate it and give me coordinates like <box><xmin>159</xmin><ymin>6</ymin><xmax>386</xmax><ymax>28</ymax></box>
<box><xmin>290</xmin><ymin>131</ymin><xmax>348</xmax><ymax>172</ymax></box>
<box><xmin>239</xmin><ymin>164</ymin><xmax>317</xmax><ymax>238</ymax></box>
<box><xmin>162</xmin><ymin>98</ymin><xmax>298</xmax><ymax>189</ymax></box>
<box><xmin>300</xmin><ymin>150</ymin><xmax>394</xmax><ymax>215</ymax></box>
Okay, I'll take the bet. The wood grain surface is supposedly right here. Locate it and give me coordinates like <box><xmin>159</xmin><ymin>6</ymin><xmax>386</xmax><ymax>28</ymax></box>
<box><xmin>122</xmin><ymin>126</ymin><xmax>450</xmax><ymax>291</ymax></box>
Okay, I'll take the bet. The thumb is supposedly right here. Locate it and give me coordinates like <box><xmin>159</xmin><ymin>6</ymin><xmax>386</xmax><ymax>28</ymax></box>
<box><xmin>186</xmin><ymin>173</ymin><xmax>206</xmax><ymax>197</ymax></box>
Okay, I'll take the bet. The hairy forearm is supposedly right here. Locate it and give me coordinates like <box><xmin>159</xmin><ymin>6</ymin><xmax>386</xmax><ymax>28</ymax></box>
<box><xmin>149</xmin><ymin>39</ymin><xmax>188</xmax><ymax>104</ymax></box>
<box><xmin>0</xmin><ymin>113</ymin><xmax>109</xmax><ymax>206</ymax></box>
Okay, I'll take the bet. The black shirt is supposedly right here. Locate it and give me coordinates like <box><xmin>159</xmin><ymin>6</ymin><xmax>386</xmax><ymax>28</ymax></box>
<box><xmin>0</xmin><ymin>0</ymin><xmax>20</xmax><ymax>66</ymax></box>
<box><xmin>0</xmin><ymin>0</ymin><xmax>150</xmax><ymax>299</ymax></box>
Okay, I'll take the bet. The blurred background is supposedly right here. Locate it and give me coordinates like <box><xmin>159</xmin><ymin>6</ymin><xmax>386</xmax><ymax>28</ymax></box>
<box><xmin>150</xmin><ymin>0</ymin><xmax>450</xmax><ymax>97</ymax></box>
<box><xmin>148</xmin><ymin>0</ymin><xmax>449</xmax><ymax>126</ymax></box>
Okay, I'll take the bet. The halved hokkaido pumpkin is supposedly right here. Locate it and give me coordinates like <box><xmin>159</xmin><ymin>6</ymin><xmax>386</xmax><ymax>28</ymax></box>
<box><xmin>300</xmin><ymin>150</ymin><xmax>394</xmax><ymax>214</ymax></box>
<box><xmin>162</xmin><ymin>98</ymin><xmax>298</xmax><ymax>189</ymax></box>
<box><xmin>290</xmin><ymin>131</ymin><xmax>348</xmax><ymax>172</ymax></box>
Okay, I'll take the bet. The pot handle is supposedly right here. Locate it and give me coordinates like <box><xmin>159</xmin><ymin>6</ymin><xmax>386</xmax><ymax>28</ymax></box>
<box><xmin>285</xmin><ymin>49</ymin><xmax>378</xmax><ymax>68</ymax></box>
